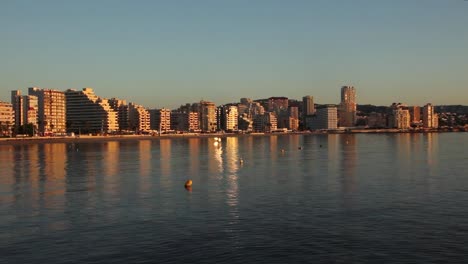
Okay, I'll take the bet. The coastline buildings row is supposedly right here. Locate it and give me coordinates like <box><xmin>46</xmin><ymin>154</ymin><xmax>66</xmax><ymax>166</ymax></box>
<box><xmin>0</xmin><ymin>86</ymin><xmax>440</xmax><ymax>136</ymax></box>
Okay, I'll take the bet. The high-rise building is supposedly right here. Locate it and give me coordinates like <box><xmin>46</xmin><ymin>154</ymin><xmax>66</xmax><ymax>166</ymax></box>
<box><xmin>338</xmin><ymin>86</ymin><xmax>357</xmax><ymax>127</ymax></box>
<box><xmin>64</xmin><ymin>88</ymin><xmax>119</xmax><ymax>133</ymax></box>
<box><xmin>28</xmin><ymin>87</ymin><xmax>67</xmax><ymax>134</ymax></box>
<box><xmin>109</xmin><ymin>98</ymin><xmax>129</xmax><ymax>131</ymax></box>
<box><xmin>11</xmin><ymin>90</ymin><xmax>23</xmax><ymax>128</ymax></box>
<box><xmin>217</xmin><ymin>105</ymin><xmax>238</xmax><ymax>132</ymax></box>
<box><xmin>128</xmin><ymin>103</ymin><xmax>150</xmax><ymax>132</ymax></box>
<box><xmin>150</xmin><ymin>108</ymin><xmax>171</xmax><ymax>132</ymax></box>
<box><xmin>288</xmin><ymin>106</ymin><xmax>299</xmax><ymax>131</ymax></box>
<box><xmin>393</xmin><ymin>108</ymin><xmax>411</xmax><ymax>129</ymax></box>
<box><xmin>308</xmin><ymin>105</ymin><xmax>338</xmax><ymax>130</ymax></box>
<box><xmin>0</xmin><ymin>101</ymin><xmax>15</xmax><ymax>137</ymax></box>
<box><xmin>199</xmin><ymin>101</ymin><xmax>217</xmax><ymax>132</ymax></box>
<box><xmin>302</xmin><ymin>95</ymin><xmax>315</xmax><ymax>116</ymax></box>
<box><xmin>423</xmin><ymin>103</ymin><xmax>437</xmax><ymax>128</ymax></box>
<box><xmin>171</xmin><ymin>112</ymin><xmax>199</xmax><ymax>132</ymax></box>
<box><xmin>10</xmin><ymin>90</ymin><xmax>38</xmax><ymax>130</ymax></box>
<box><xmin>409</xmin><ymin>106</ymin><xmax>421</xmax><ymax>125</ymax></box>
<box><xmin>388</xmin><ymin>103</ymin><xmax>410</xmax><ymax>129</ymax></box>
<box><xmin>253</xmin><ymin>112</ymin><xmax>277</xmax><ymax>133</ymax></box>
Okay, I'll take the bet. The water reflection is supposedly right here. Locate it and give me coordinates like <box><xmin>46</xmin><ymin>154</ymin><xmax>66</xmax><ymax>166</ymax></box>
<box><xmin>270</xmin><ymin>136</ymin><xmax>278</xmax><ymax>162</ymax></box>
<box><xmin>188</xmin><ymin>138</ymin><xmax>200</xmax><ymax>177</ymax></box>
<box><xmin>139</xmin><ymin>140</ymin><xmax>152</xmax><ymax>177</ymax></box>
<box><xmin>225</xmin><ymin>137</ymin><xmax>239</xmax><ymax>208</ymax></box>
<box><xmin>426</xmin><ymin>133</ymin><xmax>438</xmax><ymax>168</ymax></box>
<box><xmin>160</xmin><ymin>139</ymin><xmax>171</xmax><ymax>177</ymax></box>
<box><xmin>339</xmin><ymin>134</ymin><xmax>357</xmax><ymax>197</ymax></box>
<box><xmin>104</xmin><ymin>141</ymin><xmax>120</xmax><ymax>177</ymax></box>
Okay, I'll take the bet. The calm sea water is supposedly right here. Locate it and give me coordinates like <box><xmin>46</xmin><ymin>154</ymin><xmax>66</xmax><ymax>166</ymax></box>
<box><xmin>0</xmin><ymin>133</ymin><xmax>467</xmax><ymax>263</ymax></box>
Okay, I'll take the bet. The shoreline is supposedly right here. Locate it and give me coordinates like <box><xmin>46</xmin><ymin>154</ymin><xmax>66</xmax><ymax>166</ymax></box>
<box><xmin>0</xmin><ymin>129</ymin><xmax>465</xmax><ymax>145</ymax></box>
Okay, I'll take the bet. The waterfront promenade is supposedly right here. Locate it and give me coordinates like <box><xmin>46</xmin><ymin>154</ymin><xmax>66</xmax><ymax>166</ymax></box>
<box><xmin>0</xmin><ymin>128</ymin><xmax>465</xmax><ymax>145</ymax></box>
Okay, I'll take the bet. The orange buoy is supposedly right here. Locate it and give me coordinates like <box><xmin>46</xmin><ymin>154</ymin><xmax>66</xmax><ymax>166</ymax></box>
<box><xmin>184</xmin><ymin>180</ymin><xmax>193</xmax><ymax>188</ymax></box>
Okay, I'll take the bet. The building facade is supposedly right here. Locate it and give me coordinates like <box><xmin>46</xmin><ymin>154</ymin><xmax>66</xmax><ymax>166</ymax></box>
<box><xmin>28</xmin><ymin>87</ymin><xmax>67</xmax><ymax>134</ymax></box>
<box><xmin>308</xmin><ymin>105</ymin><xmax>338</xmax><ymax>130</ymax></box>
<box><xmin>10</xmin><ymin>90</ymin><xmax>38</xmax><ymax>130</ymax></box>
<box><xmin>150</xmin><ymin>108</ymin><xmax>171</xmax><ymax>132</ymax></box>
<box><xmin>409</xmin><ymin>106</ymin><xmax>421</xmax><ymax>125</ymax></box>
<box><xmin>217</xmin><ymin>105</ymin><xmax>239</xmax><ymax>132</ymax></box>
<box><xmin>64</xmin><ymin>88</ymin><xmax>119</xmax><ymax>133</ymax></box>
<box><xmin>128</xmin><ymin>103</ymin><xmax>150</xmax><ymax>132</ymax></box>
<box><xmin>199</xmin><ymin>101</ymin><xmax>217</xmax><ymax>132</ymax></box>
<box><xmin>393</xmin><ymin>108</ymin><xmax>411</xmax><ymax>129</ymax></box>
<box><xmin>338</xmin><ymin>86</ymin><xmax>357</xmax><ymax>127</ymax></box>
<box><xmin>423</xmin><ymin>103</ymin><xmax>438</xmax><ymax>128</ymax></box>
<box><xmin>171</xmin><ymin>112</ymin><xmax>200</xmax><ymax>132</ymax></box>
<box><xmin>253</xmin><ymin>112</ymin><xmax>278</xmax><ymax>132</ymax></box>
<box><xmin>109</xmin><ymin>98</ymin><xmax>130</xmax><ymax>131</ymax></box>
<box><xmin>0</xmin><ymin>101</ymin><xmax>15</xmax><ymax>136</ymax></box>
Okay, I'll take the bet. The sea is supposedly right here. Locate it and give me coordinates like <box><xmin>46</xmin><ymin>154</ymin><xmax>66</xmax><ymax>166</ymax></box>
<box><xmin>0</xmin><ymin>133</ymin><xmax>467</xmax><ymax>263</ymax></box>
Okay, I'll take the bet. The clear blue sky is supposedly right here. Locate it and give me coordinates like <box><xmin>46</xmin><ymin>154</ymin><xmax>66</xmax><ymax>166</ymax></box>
<box><xmin>1</xmin><ymin>0</ymin><xmax>467</xmax><ymax>109</ymax></box>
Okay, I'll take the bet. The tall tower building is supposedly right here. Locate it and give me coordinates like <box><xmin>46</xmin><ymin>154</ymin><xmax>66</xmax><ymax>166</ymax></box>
<box><xmin>28</xmin><ymin>87</ymin><xmax>66</xmax><ymax>134</ymax></box>
<box><xmin>409</xmin><ymin>106</ymin><xmax>421</xmax><ymax>125</ymax></box>
<box><xmin>199</xmin><ymin>101</ymin><xmax>217</xmax><ymax>132</ymax></box>
<box><xmin>338</xmin><ymin>86</ymin><xmax>357</xmax><ymax>127</ymax></box>
<box><xmin>10</xmin><ymin>90</ymin><xmax>39</xmax><ymax>130</ymax></box>
<box><xmin>302</xmin><ymin>96</ymin><xmax>315</xmax><ymax>116</ymax></box>
<box><xmin>423</xmin><ymin>103</ymin><xmax>437</xmax><ymax>128</ymax></box>
<box><xmin>217</xmin><ymin>105</ymin><xmax>239</xmax><ymax>132</ymax></box>
<box><xmin>289</xmin><ymin>106</ymin><xmax>299</xmax><ymax>131</ymax></box>
<box><xmin>64</xmin><ymin>88</ymin><xmax>118</xmax><ymax>133</ymax></box>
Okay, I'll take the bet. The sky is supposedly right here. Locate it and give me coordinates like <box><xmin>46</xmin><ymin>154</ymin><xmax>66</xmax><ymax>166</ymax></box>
<box><xmin>1</xmin><ymin>0</ymin><xmax>467</xmax><ymax>109</ymax></box>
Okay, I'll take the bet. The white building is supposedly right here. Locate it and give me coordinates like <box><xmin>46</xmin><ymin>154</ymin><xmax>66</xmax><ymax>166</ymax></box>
<box><xmin>65</xmin><ymin>88</ymin><xmax>119</xmax><ymax>133</ymax></box>
<box><xmin>307</xmin><ymin>105</ymin><xmax>338</xmax><ymax>130</ymax></box>
<box><xmin>253</xmin><ymin>112</ymin><xmax>277</xmax><ymax>132</ymax></box>
<box><xmin>129</xmin><ymin>103</ymin><xmax>150</xmax><ymax>132</ymax></box>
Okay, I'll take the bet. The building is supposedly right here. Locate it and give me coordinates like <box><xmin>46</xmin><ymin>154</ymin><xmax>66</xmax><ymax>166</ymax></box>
<box><xmin>388</xmin><ymin>103</ymin><xmax>410</xmax><ymax>129</ymax></box>
<box><xmin>393</xmin><ymin>108</ymin><xmax>411</xmax><ymax>129</ymax></box>
<box><xmin>128</xmin><ymin>103</ymin><xmax>150</xmax><ymax>132</ymax></box>
<box><xmin>289</xmin><ymin>106</ymin><xmax>299</xmax><ymax>131</ymax></box>
<box><xmin>238</xmin><ymin>98</ymin><xmax>265</xmax><ymax>118</ymax></box>
<box><xmin>238</xmin><ymin>113</ymin><xmax>253</xmax><ymax>132</ymax></box>
<box><xmin>302</xmin><ymin>96</ymin><xmax>315</xmax><ymax>115</ymax></box>
<box><xmin>338</xmin><ymin>86</ymin><xmax>357</xmax><ymax>127</ymax></box>
<box><xmin>307</xmin><ymin>105</ymin><xmax>338</xmax><ymax>130</ymax></box>
<box><xmin>423</xmin><ymin>103</ymin><xmax>438</xmax><ymax>128</ymax></box>
<box><xmin>217</xmin><ymin>105</ymin><xmax>238</xmax><ymax>132</ymax></box>
<box><xmin>10</xmin><ymin>90</ymin><xmax>38</xmax><ymax>130</ymax></box>
<box><xmin>409</xmin><ymin>106</ymin><xmax>421</xmax><ymax>125</ymax></box>
<box><xmin>199</xmin><ymin>101</ymin><xmax>217</xmax><ymax>132</ymax></box>
<box><xmin>65</xmin><ymin>88</ymin><xmax>119</xmax><ymax>133</ymax></box>
<box><xmin>170</xmin><ymin>112</ymin><xmax>197</xmax><ymax>132</ymax></box>
<box><xmin>253</xmin><ymin>112</ymin><xmax>277</xmax><ymax>132</ymax></box>
<box><xmin>109</xmin><ymin>98</ymin><xmax>130</xmax><ymax>131</ymax></box>
<box><xmin>302</xmin><ymin>96</ymin><xmax>315</xmax><ymax>126</ymax></box>
<box><xmin>0</xmin><ymin>101</ymin><xmax>15</xmax><ymax>137</ymax></box>
<box><xmin>150</xmin><ymin>108</ymin><xmax>171</xmax><ymax>132</ymax></box>
<box><xmin>28</xmin><ymin>87</ymin><xmax>67</xmax><ymax>134</ymax></box>
<box><xmin>368</xmin><ymin>112</ymin><xmax>387</xmax><ymax>128</ymax></box>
